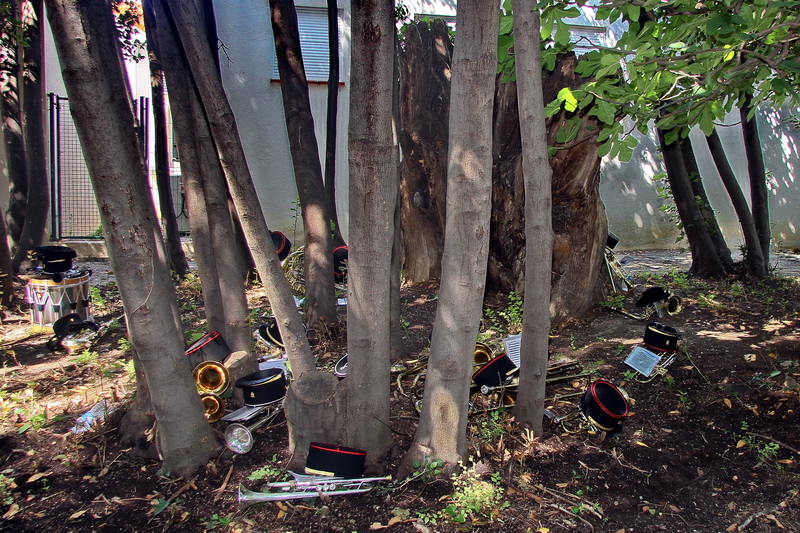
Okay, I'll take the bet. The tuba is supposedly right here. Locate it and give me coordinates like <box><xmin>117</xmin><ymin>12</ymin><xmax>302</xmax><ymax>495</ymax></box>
<box><xmin>200</xmin><ymin>393</ymin><xmax>225</xmax><ymax>422</ymax></box>
<box><xmin>194</xmin><ymin>361</ymin><xmax>230</xmax><ymax>395</ymax></box>
<box><xmin>665</xmin><ymin>294</ymin><xmax>682</xmax><ymax>315</ymax></box>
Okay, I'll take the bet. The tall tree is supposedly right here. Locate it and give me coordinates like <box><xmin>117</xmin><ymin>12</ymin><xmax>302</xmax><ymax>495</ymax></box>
<box><xmin>324</xmin><ymin>0</ymin><xmax>345</xmax><ymax>248</ymax></box>
<box><xmin>150</xmin><ymin>0</ymin><xmax>252</xmax><ymax>353</ymax></box>
<box><xmin>341</xmin><ymin>0</ymin><xmax>397</xmax><ymax>463</ymax></box>
<box><xmin>44</xmin><ymin>0</ymin><xmax>218</xmax><ymax>475</ymax></box>
<box><xmin>142</xmin><ymin>0</ymin><xmax>189</xmax><ymax>277</ymax></box>
<box><xmin>13</xmin><ymin>0</ymin><xmax>48</xmax><ymax>271</ymax></box>
<box><xmin>402</xmin><ymin>0</ymin><xmax>499</xmax><ymax>471</ymax></box>
<box><xmin>269</xmin><ymin>0</ymin><xmax>336</xmax><ymax>328</ymax></box>
<box><xmin>509</xmin><ymin>0</ymin><xmax>552</xmax><ymax>435</ymax></box>
<box><xmin>2</xmin><ymin>0</ymin><xmax>50</xmax><ymax>273</ymax></box>
<box><xmin>166</xmin><ymin>0</ymin><xmax>316</xmax><ymax>376</ymax></box>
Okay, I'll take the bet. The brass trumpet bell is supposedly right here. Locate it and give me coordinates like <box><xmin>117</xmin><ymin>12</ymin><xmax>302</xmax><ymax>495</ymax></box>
<box><xmin>473</xmin><ymin>342</ymin><xmax>493</xmax><ymax>366</ymax></box>
<box><xmin>200</xmin><ymin>393</ymin><xmax>225</xmax><ymax>422</ymax></box>
<box><xmin>665</xmin><ymin>295</ymin><xmax>682</xmax><ymax>315</ymax></box>
<box><xmin>194</xmin><ymin>361</ymin><xmax>230</xmax><ymax>395</ymax></box>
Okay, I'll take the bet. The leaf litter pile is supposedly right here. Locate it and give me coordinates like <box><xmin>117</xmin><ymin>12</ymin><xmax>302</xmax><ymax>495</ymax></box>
<box><xmin>1</xmin><ymin>253</ymin><xmax>799</xmax><ymax>532</ymax></box>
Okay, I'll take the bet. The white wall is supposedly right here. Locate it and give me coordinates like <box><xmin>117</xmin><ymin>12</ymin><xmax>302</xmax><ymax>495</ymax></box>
<box><xmin>600</xmin><ymin>107</ymin><xmax>800</xmax><ymax>250</ymax></box>
<box><xmin>215</xmin><ymin>0</ymin><xmax>352</xmax><ymax>243</ymax></box>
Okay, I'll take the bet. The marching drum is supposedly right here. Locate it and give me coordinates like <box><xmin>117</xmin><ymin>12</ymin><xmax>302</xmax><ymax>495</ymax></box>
<box><xmin>25</xmin><ymin>272</ymin><xmax>92</xmax><ymax>330</ymax></box>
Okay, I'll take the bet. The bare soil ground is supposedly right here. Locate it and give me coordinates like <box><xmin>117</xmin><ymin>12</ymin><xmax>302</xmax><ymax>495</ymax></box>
<box><xmin>1</xmin><ymin>251</ymin><xmax>799</xmax><ymax>533</ymax></box>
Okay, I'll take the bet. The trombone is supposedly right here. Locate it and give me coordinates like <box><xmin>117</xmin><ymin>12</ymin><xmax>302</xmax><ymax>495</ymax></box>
<box><xmin>238</xmin><ymin>471</ymin><xmax>391</xmax><ymax>503</ymax></box>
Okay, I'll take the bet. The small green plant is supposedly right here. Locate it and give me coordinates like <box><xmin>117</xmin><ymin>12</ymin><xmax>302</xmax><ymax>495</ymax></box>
<box><xmin>0</xmin><ymin>474</ymin><xmax>16</xmax><ymax>506</ymax></box>
<box><xmin>601</xmin><ymin>294</ymin><xmax>625</xmax><ymax>310</ymax></box>
<box><xmin>471</xmin><ymin>408</ymin><xmax>509</xmax><ymax>446</ymax></box>
<box><xmin>89</xmin><ymin>286</ymin><xmax>106</xmax><ymax>308</ymax></box>
<box><xmin>622</xmin><ymin>369</ymin><xmax>637</xmax><ymax>381</ymax></box>
<box><xmin>484</xmin><ymin>292</ymin><xmax>524</xmax><ymax>334</ymax></box>
<box><xmin>247</xmin><ymin>455</ymin><xmax>285</xmax><ymax>482</ymax></box>
<box><xmin>117</xmin><ymin>336</ymin><xmax>132</xmax><ymax>353</ymax></box>
<box><xmin>202</xmin><ymin>513</ymin><xmax>232</xmax><ymax>530</ymax></box>
<box><xmin>442</xmin><ymin>460</ymin><xmax>508</xmax><ymax>523</ymax></box>
<box><xmin>74</xmin><ymin>350</ymin><xmax>99</xmax><ymax>367</ymax></box>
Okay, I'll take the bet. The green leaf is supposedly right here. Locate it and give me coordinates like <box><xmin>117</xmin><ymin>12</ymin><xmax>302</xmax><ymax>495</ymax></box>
<box><xmin>555</xmin><ymin>22</ymin><xmax>570</xmax><ymax>46</ymax></box>
<box><xmin>707</xmin><ymin>15</ymin><xmax>732</xmax><ymax>35</ymax></box>
<box><xmin>557</xmin><ymin>87</ymin><xmax>579</xmax><ymax>112</ymax></box>
<box><xmin>723</xmin><ymin>49</ymin><xmax>736</xmax><ymax>61</ymax></box>
<box><xmin>626</xmin><ymin>4</ymin><xmax>640</xmax><ymax>21</ymax></box>
<box><xmin>597</xmin><ymin>139</ymin><xmax>612</xmax><ymax>158</ymax></box>
<box><xmin>544</xmin><ymin>99</ymin><xmax>562</xmax><ymax>118</ymax></box>
<box><xmin>498</xmin><ymin>15</ymin><xmax>513</xmax><ymax>36</ymax></box>
<box><xmin>555</xmin><ymin>116</ymin><xmax>582</xmax><ymax>144</ymax></box>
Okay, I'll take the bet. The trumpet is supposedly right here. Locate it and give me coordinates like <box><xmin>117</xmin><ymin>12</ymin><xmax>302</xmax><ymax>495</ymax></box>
<box><xmin>200</xmin><ymin>393</ymin><xmax>225</xmax><ymax>422</ymax></box>
<box><xmin>636</xmin><ymin>352</ymin><xmax>676</xmax><ymax>383</ymax></box>
<box><xmin>194</xmin><ymin>361</ymin><xmax>230</xmax><ymax>395</ymax></box>
<box><xmin>238</xmin><ymin>472</ymin><xmax>392</xmax><ymax>503</ymax></box>
<box><xmin>224</xmin><ymin>407</ymin><xmax>282</xmax><ymax>454</ymax></box>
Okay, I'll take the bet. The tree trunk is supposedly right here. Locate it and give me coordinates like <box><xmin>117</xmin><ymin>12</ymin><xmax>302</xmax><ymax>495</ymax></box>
<box><xmin>45</xmin><ymin>0</ymin><xmax>218</xmax><ymax>476</ymax></box>
<box><xmin>680</xmin><ymin>138</ymin><xmax>733</xmax><ymax>268</ymax></box>
<box><xmin>399</xmin><ymin>36</ymin><xmax>605</xmax><ymax>325</ymax></box>
<box><xmin>510</xmin><ymin>1</ymin><xmax>551</xmax><ymax>436</ymax></box>
<box><xmin>13</xmin><ymin>0</ymin><xmax>49</xmax><ymax>272</ymax></box>
<box><xmin>2</xmin><ymin>2</ymin><xmax>28</xmax><ymax>252</ymax></box>
<box><xmin>167</xmin><ymin>0</ymin><xmax>316</xmax><ymax>377</ymax></box>
<box><xmin>658</xmin><ymin>129</ymin><xmax>727</xmax><ymax>277</ymax></box>
<box><xmin>398</xmin><ymin>20</ymin><xmax>452</xmax><ymax>283</ymax></box>
<box><xmin>402</xmin><ymin>0</ymin><xmax>499</xmax><ymax>473</ymax></box>
<box><xmin>142</xmin><ymin>0</ymin><xmax>189</xmax><ymax>277</ymax></box>
<box><xmin>341</xmin><ymin>0</ymin><xmax>397</xmax><ymax>464</ymax></box>
<box><xmin>740</xmin><ymin>95</ymin><xmax>770</xmax><ymax>272</ymax></box>
<box><xmin>541</xmin><ymin>55</ymin><xmax>605</xmax><ymax>326</ymax></box>
<box><xmin>0</xmin><ymin>212</ymin><xmax>13</xmax><ymax>308</ymax></box>
<box><xmin>151</xmin><ymin>0</ymin><xmax>251</xmax><ymax>353</ymax></box>
<box><xmin>706</xmin><ymin>130</ymin><xmax>766</xmax><ymax>278</ymax></box>
<box><xmin>324</xmin><ymin>0</ymin><xmax>344</xmax><ymax>248</ymax></box>
<box><xmin>269</xmin><ymin>0</ymin><xmax>336</xmax><ymax>328</ymax></box>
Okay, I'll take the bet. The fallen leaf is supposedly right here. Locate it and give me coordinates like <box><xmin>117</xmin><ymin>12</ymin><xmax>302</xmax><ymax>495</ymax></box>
<box><xmin>641</xmin><ymin>506</ymin><xmax>650</xmax><ymax>512</ymax></box>
<box><xmin>556</xmin><ymin>483</ymin><xmax>569</xmax><ymax>488</ymax></box>
<box><xmin>766</xmin><ymin>513</ymin><xmax>785</xmax><ymax>529</ymax></box>
<box><xmin>736</xmin><ymin>440</ymin><xmax>747</xmax><ymax>449</ymax></box>
<box><xmin>369</xmin><ymin>522</ymin><xmax>387</xmax><ymax>530</ymax></box>
<box><xmin>726</xmin><ymin>524</ymin><xmax>737</xmax><ymax>532</ymax></box>
<box><xmin>669</xmin><ymin>410</ymin><xmax>681</xmax><ymax>415</ymax></box>
<box><xmin>274</xmin><ymin>501</ymin><xmax>289</xmax><ymax>512</ymax></box>
<box><xmin>668</xmin><ymin>504</ymin><xmax>680</xmax><ymax>513</ymax></box>
<box><xmin>69</xmin><ymin>509</ymin><xmax>87</xmax><ymax>520</ymax></box>
<box><xmin>778</xmin><ymin>459</ymin><xmax>794</xmax><ymax>464</ymax></box>
<box><xmin>1</xmin><ymin>503</ymin><xmax>20</xmax><ymax>520</ymax></box>
<box><xmin>27</xmin><ymin>471</ymin><xmax>51</xmax><ymax>483</ymax></box>
<box><xmin>536</xmin><ymin>528</ymin><xmax>550</xmax><ymax>533</ymax></box>
<box><xmin>723</xmin><ymin>398</ymin><xmax>732</xmax><ymax>408</ymax></box>
<box><xmin>636</xmin><ymin>441</ymin><xmax>649</xmax><ymax>447</ymax></box>
<box><xmin>743</xmin><ymin>354</ymin><xmax>757</xmax><ymax>362</ymax></box>
<box><xmin>387</xmin><ymin>516</ymin><xmax>402</xmax><ymax>526</ymax></box>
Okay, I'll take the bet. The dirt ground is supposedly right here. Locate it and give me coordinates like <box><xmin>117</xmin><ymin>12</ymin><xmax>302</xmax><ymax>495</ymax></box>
<box><xmin>1</xmin><ymin>251</ymin><xmax>799</xmax><ymax>533</ymax></box>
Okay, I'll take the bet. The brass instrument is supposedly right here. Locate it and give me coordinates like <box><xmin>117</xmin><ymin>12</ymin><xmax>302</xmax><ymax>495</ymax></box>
<box><xmin>665</xmin><ymin>294</ymin><xmax>682</xmax><ymax>315</ymax></box>
<box><xmin>635</xmin><ymin>352</ymin><xmax>675</xmax><ymax>383</ymax></box>
<box><xmin>238</xmin><ymin>471</ymin><xmax>391</xmax><ymax>503</ymax></box>
<box><xmin>194</xmin><ymin>361</ymin><xmax>230</xmax><ymax>395</ymax></box>
<box><xmin>282</xmin><ymin>246</ymin><xmax>306</xmax><ymax>296</ymax></box>
<box><xmin>200</xmin><ymin>393</ymin><xmax>225</xmax><ymax>422</ymax></box>
<box><xmin>224</xmin><ymin>407</ymin><xmax>282</xmax><ymax>454</ymax></box>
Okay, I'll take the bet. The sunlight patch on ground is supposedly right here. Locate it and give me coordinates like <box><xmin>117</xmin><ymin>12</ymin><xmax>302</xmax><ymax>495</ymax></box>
<box><xmin>694</xmin><ymin>329</ymin><xmax>754</xmax><ymax>342</ymax></box>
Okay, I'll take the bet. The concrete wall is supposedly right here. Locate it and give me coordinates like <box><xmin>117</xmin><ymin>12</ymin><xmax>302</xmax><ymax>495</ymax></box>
<box><xmin>215</xmin><ymin>0</ymin><xmax>352</xmax><ymax>243</ymax></box>
<box><xmin>601</xmin><ymin>108</ymin><xmax>800</xmax><ymax>250</ymax></box>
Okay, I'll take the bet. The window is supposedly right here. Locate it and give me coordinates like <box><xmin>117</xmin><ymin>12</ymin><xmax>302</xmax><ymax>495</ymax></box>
<box><xmin>271</xmin><ymin>7</ymin><xmax>340</xmax><ymax>82</ymax></box>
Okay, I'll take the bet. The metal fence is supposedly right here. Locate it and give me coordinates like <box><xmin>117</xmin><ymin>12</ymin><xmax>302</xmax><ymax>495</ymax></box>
<box><xmin>49</xmin><ymin>94</ymin><xmax>158</xmax><ymax>240</ymax></box>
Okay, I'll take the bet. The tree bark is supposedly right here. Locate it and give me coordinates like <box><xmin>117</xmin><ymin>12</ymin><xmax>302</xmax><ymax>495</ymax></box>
<box><xmin>706</xmin><ymin>130</ymin><xmax>766</xmax><ymax>278</ymax></box>
<box><xmin>680</xmin><ymin>138</ymin><xmax>733</xmax><ymax>268</ymax></box>
<box><xmin>402</xmin><ymin>0</ymin><xmax>499</xmax><ymax>473</ymax></box>
<box><xmin>269</xmin><ymin>0</ymin><xmax>337</xmax><ymax>328</ymax></box>
<box><xmin>167</xmin><ymin>0</ymin><xmax>315</xmax><ymax>376</ymax></box>
<box><xmin>0</xmin><ymin>212</ymin><xmax>13</xmax><ymax>308</ymax></box>
<box><xmin>658</xmin><ymin>129</ymin><xmax>727</xmax><ymax>277</ymax></box>
<box><xmin>341</xmin><ymin>0</ymin><xmax>397</xmax><ymax>465</ymax></box>
<box><xmin>510</xmin><ymin>1</ymin><xmax>551</xmax><ymax>436</ymax></box>
<box><xmin>45</xmin><ymin>0</ymin><xmax>218</xmax><ymax>475</ymax></box>
<box><xmin>2</xmin><ymin>2</ymin><xmax>29</xmax><ymax>252</ymax></box>
<box><xmin>740</xmin><ymin>95</ymin><xmax>770</xmax><ymax>272</ymax></box>
<box><xmin>13</xmin><ymin>0</ymin><xmax>49</xmax><ymax>272</ymax></box>
<box><xmin>151</xmin><ymin>0</ymin><xmax>251</xmax><ymax>353</ymax></box>
<box><xmin>142</xmin><ymin>0</ymin><xmax>189</xmax><ymax>277</ymax></box>
<box><xmin>324</xmin><ymin>0</ymin><xmax>344</xmax><ymax>248</ymax></box>
<box><xmin>398</xmin><ymin>20</ymin><xmax>452</xmax><ymax>283</ymax></box>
